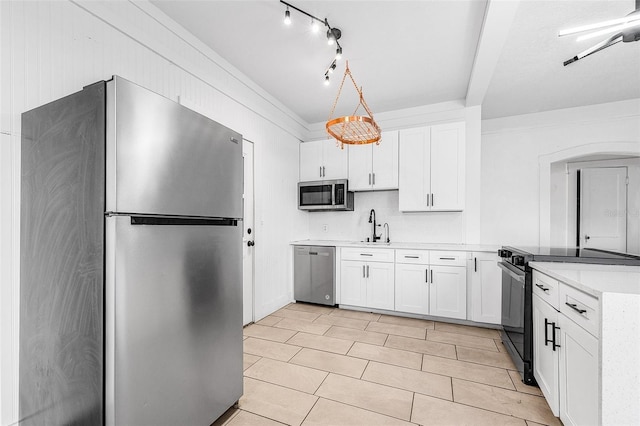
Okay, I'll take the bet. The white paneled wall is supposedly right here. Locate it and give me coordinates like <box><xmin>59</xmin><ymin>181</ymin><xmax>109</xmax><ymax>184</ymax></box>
<box><xmin>0</xmin><ymin>1</ymin><xmax>307</xmax><ymax>423</ymax></box>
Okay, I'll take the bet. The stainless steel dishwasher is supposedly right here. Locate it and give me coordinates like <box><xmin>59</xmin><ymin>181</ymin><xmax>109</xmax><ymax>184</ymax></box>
<box><xmin>294</xmin><ymin>245</ymin><xmax>335</xmax><ymax>306</ymax></box>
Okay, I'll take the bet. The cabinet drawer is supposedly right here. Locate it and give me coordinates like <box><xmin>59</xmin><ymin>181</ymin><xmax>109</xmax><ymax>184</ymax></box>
<box><xmin>395</xmin><ymin>249</ymin><xmax>429</xmax><ymax>264</ymax></box>
<box><xmin>341</xmin><ymin>247</ymin><xmax>395</xmax><ymax>263</ymax></box>
<box><xmin>559</xmin><ymin>283</ymin><xmax>599</xmax><ymax>338</ymax></box>
<box><xmin>532</xmin><ymin>270</ymin><xmax>560</xmax><ymax>310</ymax></box>
<box><xmin>429</xmin><ymin>251</ymin><xmax>466</xmax><ymax>267</ymax></box>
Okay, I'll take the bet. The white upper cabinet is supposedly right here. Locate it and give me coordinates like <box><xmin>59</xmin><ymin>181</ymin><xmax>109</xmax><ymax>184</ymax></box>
<box><xmin>300</xmin><ymin>139</ymin><xmax>348</xmax><ymax>182</ymax></box>
<box><xmin>348</xmin><ymin>131</ymin><xmax>399</xmax><ymax>191</ymax></box>
<box><xmin>398</xmin><ymin>122</ymin><xmax>465</xmax><ymax>211</ymax></box>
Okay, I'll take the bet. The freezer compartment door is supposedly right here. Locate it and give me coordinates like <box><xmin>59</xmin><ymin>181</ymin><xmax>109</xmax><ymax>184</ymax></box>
<box><xmin>106</xmin><ymin>76</ymin><xmax>242</xmax><ymax>218</ymax></box>
<box><xmin>105</xmin><ymin>215</ymin><xmax>242</xmax><ymax>426</ymax></box>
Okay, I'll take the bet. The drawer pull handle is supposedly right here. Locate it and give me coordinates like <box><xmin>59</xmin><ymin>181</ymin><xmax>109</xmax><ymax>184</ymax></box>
<box><xmin>535</xmin><ymin>283</ymin><xmax>550</xmax><ymax>293</ymax></box>
<box><xmin>566</xmin><ymin>302</ymin><xmax>587</xmax><ymax>315</ymax></box>
<box><xmin>405</xmin><ymin>255</ymin><xmax>419</xmax><ymax>259</ymax></box>
<box><xmin>439</xmin><ymin>257</ymin><xmax>455</xmax><ymax>260</ymax></box>
<box><xmin>360</xmin><ymin>253</ymin><xmax>373</xmax><ymax>256</ymax></box>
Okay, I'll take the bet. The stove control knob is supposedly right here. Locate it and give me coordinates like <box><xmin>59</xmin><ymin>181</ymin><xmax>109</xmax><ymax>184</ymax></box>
<box><xmin>498</xmin><ymin>249</ymin><xmax>512</xmax><ymax>258</ymax></box>
<box><xmin>512</xmin><ymin>255</ymin><xmax>525</xmax><ymax>266</ymax></box>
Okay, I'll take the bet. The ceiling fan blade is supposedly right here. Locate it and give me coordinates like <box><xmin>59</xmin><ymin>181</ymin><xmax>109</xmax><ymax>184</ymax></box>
<box><xmin>563</xmin><ymin>33</ymin><xmax>623</xmax><ymax>66</ymax></box>
<box><xmin>559</xmin><ymin>14</ymin><xmax>640</xmax><ymax>37</ymax></box>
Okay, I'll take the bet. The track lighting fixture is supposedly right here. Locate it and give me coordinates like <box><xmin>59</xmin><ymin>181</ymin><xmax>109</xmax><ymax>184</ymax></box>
<box><xmin>279</xmin><ymin>1</ymin><xmax>344</xmax><ymax>83</ymax></box>
<box><xmin>284</xmin><ymin>7</ymin><xmax>291</xmax><ymax>25</ymax></box>
<box><xmin>324</xmin><ymin>74</ymin><xmax>330</xmax><ymax>85</ymax></box>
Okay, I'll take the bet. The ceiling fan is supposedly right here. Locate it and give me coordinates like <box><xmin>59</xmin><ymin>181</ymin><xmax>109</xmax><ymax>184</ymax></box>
<box><xmin>560</xmin><ymin>0</ymin><xmax>640</xmax><ymax>66</ymax></box>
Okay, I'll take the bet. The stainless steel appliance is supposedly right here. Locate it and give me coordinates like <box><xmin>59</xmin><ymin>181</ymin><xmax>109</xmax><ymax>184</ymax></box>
<box><xmin>298</xmin><ymin>179</ymin><xmax>354</xmax><ymax>211</ymax></box>
<box><xmin>293</xmin><ymin>245</ymin><xmax>336</xmax><ymax>305</ymax></box>
<box><xmin>498</xmin><ymin>246</ymin><xmax>640</xmax><ymax>385</ymax></box>
<box><xmin>20</xmin><ymin>76</ymin><xmax>243</xmax><ymax>425</ymax></box>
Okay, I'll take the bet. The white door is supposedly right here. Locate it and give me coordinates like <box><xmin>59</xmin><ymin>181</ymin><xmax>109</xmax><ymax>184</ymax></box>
<box><xmin>340</xmin><ymin>261</ymin><xmax>367</xmax><ymax>307</ymax></box>
<box><xmin>532</xmin><ymin>294</ymin><xmax>560</xmax><ymax>416</ymax></box>
<box><xmin>580</xmin><ymin>167</ymin><xmax>627</xmax><ymax>251</ymax></box>
<box><xmin>395</xmin><ymin>263</ymin><xmax>429</xmax><ymax>314</ymax></box>
<box><xmin>242</xmin><ymin>141</ymin><xmax>255</xmax><ymax>326</ymax></box>
<box><xmin>322</xmin><ymin>139</ymin><xmax>349</xmax><ymax>180</ymax></box>
<box><xmin>558</xmin><ymin>314</ymin><xmax>599</xmax><ymax>426</ymax></box>
<box><xmin>366</xmin><ymin>262</ymin><xmax>395</xmax><ymax>310</ymax></box>
<box><xmin>348</xmin><ymin>144</ymin><xmax>373</xmax><ymax>191</ymax></box>
<box><xmin>299</xmin><ymin>140</ymin><xmax>323</xmax><ymax>181</ymax></box>
<box><xmin>430</xmin><ymin>122</ymin><xmax>465</xmax><ymax>211</ymax></box>
<box><xmin>470</xmin><ymin>253</ymin><xmax>502</xmax><ymax>324</ymax></box>
<box><xmin>398</xmin><ymin>127</ymin><xmax>430</xmax><ymax>211</ymax></box>
<box><xmin>371</xmin><ymin>131</ymin><xmax>399</xmax><ymax>190</ymax></box>
<box><xmin>429</xmin><ymin>265</ymin><xmax>467</xmax><ymax>319</ymax></box>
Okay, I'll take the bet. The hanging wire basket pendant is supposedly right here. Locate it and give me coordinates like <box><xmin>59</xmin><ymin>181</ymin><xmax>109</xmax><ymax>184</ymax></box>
<box><xmin>326</xmin><ymin>61</ymin><xmax>381</xmax><ymax>149</ymax></box>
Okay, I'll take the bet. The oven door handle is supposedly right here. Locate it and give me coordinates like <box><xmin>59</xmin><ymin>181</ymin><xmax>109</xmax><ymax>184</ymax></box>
<box><xmin>497</xmin><ymin>262</ymin><xmax>526</xmax><ymax>283</ymax></box>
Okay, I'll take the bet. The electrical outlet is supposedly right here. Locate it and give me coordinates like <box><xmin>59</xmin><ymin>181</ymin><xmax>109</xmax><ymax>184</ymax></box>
<box><xmin>322</xmin><ymin>224</ymin><xmax>328</xmax><ymax>233</ymax></box>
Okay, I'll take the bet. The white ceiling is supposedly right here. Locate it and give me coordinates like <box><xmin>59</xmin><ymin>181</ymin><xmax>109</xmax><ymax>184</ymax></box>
<box><xmin>150</xmin><ymin>0</ymin><xmax>640</xmax><ymax>123</ymax></box>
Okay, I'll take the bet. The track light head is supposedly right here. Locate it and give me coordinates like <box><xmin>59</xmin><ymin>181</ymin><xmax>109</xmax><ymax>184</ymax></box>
<box><xmin>335</xmin><ymin>46</ymin><xmax>342</xmax><ymax>60</ymax></box>
<box><xmin>284</xmin><ymin>8</ymin><xmax>291</xmax><ymax>25</ymax></box>
<box><xmin>327</xmin><ymin>28</ymin><xmax>341</xmax><ymax>45</ymax></box>
<box><xmin>324</xmin><ymin>74</ymin><xmax>330</xmax><ymax>85</ymax></box>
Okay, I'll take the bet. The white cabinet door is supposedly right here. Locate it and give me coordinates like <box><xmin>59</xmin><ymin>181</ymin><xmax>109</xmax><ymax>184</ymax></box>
<box><xmin>470</xmin><ymin>252</ymin><xmax>502</xmax><ymax>324</ymax></box>
<box><xmin>532</xmin><ymin>294</ymin><xmax>560</xmax><ymax>416</ymax></box>
<box><xmin>371</xmin><ymin>131</ymin><xmax>399</xmax><ymax>190</ymax></box>
<box><xmin>300</xmin><ymin>140</ymin><xmax>348</xmax><ymax>181</ymax></box>
<box><xmin>559</xmin><ymin>315</ymin><xmax>599</xmax><ymax>426</ymax></box>
<box><xmin>398</xmin><ymin>127</ymin><xmax>430</xmax><ymax>211</ymax></box>
<box><xmin>347</xmin><ymin>144</ymin><xmax>373</xmax><ymax>191</ymax></box>
<box><xmin>395</xmin><ymin>263</ymin><xmax>429</xmax><ymax>314</ymax></box>
<box><xmin>348</xmin><ymin>131</ymin><xmax>398</xmax><ymax>191</ymax></box>
<box><xmin>366</xmin><ymin>262</ymin><xmax>395</xmax><ymax>310</ymax></box>
<box><xmin>300</xmin><ymin>141</ymin><xmax>324</xmax><ymax>181</ymax></box>
<box><xmin>430</xmin><ymin>122</ymin><xmax>465</xmax><ymax>211</ymax></box>
<box><xmin>430</xmin><ymin>265</ymin><xmax>466</xmax><ymax>319</ymax></box>
<box><xmin>322</xmin><ymin>140</ymin><xmax>348</xmax><ymax>180</ymax></box>
<box><xmin>340</xmin><ymin>261</ymin><xmax>367</xmax><ymax>307</ymax></box>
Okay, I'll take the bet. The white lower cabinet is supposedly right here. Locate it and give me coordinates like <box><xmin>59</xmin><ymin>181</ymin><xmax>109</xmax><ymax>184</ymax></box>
<box><xmin>340</xmin><ymin>248</ymin><xmax>394</xmax><ymax>310</ymax></box>
<box><xmin>395</xmin><ymin>263</ymin><xmax>429</xmax><ymax>314</ymax></box>
<box><xmin>340</xmin><ymin>261</ymin><xmax>367</xmax><ymax>307</ymax></box>
<box><xmin>532</xmin><ymin>293</ymin><xmax>560</xmax><ymax>415</ymax></box>
<box><xmin>394</xmin><ymin>250</ymin><xmax>466</xmax><ymax>320</ymax></box>
<box><xmin>429</xmin><ymin>266</ymin><xmax>466</xmax><ymax>319</ymax></box>
<box><xmin>558</xmin><ymin>313</ymin><xmax>599</xmax><ymax>426</ymax></box>
<box><xmin>366</xmin><ymin>262</ymin><xmax>395</xmax><ymax>310</ymax></box>
<box><xmin>469</xmin><ymin>252</ymin><xmax>502</xmax><ymax>324</ymax></box>
<box><xmin>532</xmin><ymin>270</ymin><xmax>599</xmax><ymax>425</ymax></box>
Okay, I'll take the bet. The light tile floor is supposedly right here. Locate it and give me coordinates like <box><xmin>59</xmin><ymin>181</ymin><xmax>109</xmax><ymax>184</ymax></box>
<box><xmin>215</xmin><ymin>303</ymin><xmax>560</xmax><ymax>426</ymax></box>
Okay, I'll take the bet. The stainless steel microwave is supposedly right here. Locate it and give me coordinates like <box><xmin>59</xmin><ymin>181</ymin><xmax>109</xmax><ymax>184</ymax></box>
<box><xmin>298</xmin><ymin>179</ymin><xmax>354</xmax><ymax>211</ymax></box>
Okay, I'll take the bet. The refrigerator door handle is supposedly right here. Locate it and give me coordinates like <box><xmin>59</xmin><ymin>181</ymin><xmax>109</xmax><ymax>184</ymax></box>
<box><xmin>130</xmin><ymin>216</ymin><xmax>238</xmax><ymax>226</ymax></box>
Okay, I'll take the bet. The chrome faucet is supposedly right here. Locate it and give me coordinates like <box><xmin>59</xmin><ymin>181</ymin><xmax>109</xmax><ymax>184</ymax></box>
<box><xmin>368</xmin><ymin>209</ymin><xmax>381</xmax><ymax>242</ymax></box>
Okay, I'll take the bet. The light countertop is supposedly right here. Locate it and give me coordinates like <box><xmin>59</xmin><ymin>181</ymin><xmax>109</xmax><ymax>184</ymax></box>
<box><xmin>529</xmin><ymin>261</ymin><xmax>640</xmax><ymax>297</ymax></box>
<box><xmin>291</xmin><ymin>240</ymin><xmax>499</xmax><ymax>253</ymax></box>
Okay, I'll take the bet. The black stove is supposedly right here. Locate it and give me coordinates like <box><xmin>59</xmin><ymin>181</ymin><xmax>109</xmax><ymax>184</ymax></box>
<box><xmin>498</xmin><ymin>245</ymin><xmax>640</xmax><ymax>386</ymax></box>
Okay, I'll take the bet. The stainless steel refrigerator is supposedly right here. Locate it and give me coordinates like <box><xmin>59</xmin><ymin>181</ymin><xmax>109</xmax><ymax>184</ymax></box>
<box><xmin>20</xmin><ymin>76</ymin><xmax>243</xmax><ymax>425</ymax></box>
